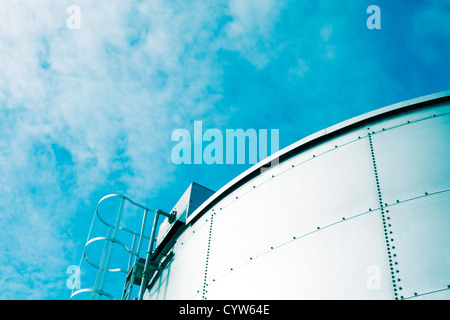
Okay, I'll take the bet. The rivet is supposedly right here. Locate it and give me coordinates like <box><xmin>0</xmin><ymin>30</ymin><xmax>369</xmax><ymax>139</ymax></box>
<box><xmin>293</xmin><ymin>236</ymin><xmax>296</xmax><ymax>239</ymax></box>
<box><xmin>292</xmin><ymin>165</ymin><xmax>294</xmax><ymax>167</ymax></box>
<box><xmin>425</xmin><ymin>192</ymin><xmax>428</xmax><ymax>195</ymax></box>
<box><xmin>342</xmin><ymin>217</ymin><xmax>345</xmax><ymax>220</ymax></box>
<box><xmin>317</xmin><ymin>227</ymin><xmax>320</xmax><ymax>230</ymax></box>
<box><xmin>253</xmin><ymin>186</ymin><xmax>255</xmax><ymax>188</ymax></box>
<box><xmin>414</xmin><ymin>292</ymin><xmax>418</xmax><ymax>296</ymax></box>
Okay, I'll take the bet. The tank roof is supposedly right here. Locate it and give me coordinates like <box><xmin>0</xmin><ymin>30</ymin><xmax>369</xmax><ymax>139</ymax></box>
<box><xmin>186</xmin><ymin>90</ymin><xmax>450</xmax><ymax>225</ymax></box>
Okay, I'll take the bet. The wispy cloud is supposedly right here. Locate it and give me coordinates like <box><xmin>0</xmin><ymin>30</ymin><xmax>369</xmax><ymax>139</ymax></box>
<box><xmin>220</xmin><ymin>0</ymin><xmax>284</xmax><ymax>68</ymax></box>
<box><xmin>0</xmin><ymin>0</ymin><xmax>287</xmax><ymax>299</ymax></box>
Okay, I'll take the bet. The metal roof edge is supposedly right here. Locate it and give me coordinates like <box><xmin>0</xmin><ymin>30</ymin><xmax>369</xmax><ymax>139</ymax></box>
<box><xmin>186</xmin><ymin>90</ymin><xmax>450</xmax><ymax>225</ymax></box>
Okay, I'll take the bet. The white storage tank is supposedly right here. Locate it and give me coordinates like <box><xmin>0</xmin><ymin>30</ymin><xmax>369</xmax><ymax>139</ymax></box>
<box><xmin>145</xmin><ymin>91</ymin><xmax>450</xmax><ymax>300</ymax></box>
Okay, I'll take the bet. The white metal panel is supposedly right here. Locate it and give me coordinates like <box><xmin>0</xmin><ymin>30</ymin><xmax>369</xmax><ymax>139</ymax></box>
<box><xmin>206</xmin><ymin>136</ymin><xmax>379</xmax><ymax>282</ymax></box>
<box><xmin>371</xmin><ymin>112</ymin><xmax>450</xmax><ymax>204</ymax></box>
<box><xmin>383</xmin><ymin>193</ymin><xmax>450</xmax><ymax>300</ymax></box>
<box><xmin>206</xmin><ymin>212</ymin><xmax>392</xmax><ymax>299</ymax></box>
<box><xmin>146</xmin><ymin>211</ymin><xmax>212</xmax><ymax>300</ymax></box>
<box><xmin>204</xmin><ymin>136</ymin><xmax>388</xmax><ymax>300</ymax></box>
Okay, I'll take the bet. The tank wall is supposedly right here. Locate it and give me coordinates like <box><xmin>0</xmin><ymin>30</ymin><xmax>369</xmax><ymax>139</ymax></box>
<box><xmin>146</xmin><ymin>101</ymin><xmax>450</xmax><ymax>300</ymax></box>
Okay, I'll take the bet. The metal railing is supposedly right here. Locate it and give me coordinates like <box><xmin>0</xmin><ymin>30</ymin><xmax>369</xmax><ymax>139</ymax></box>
<box><xmin>70</xmin><ymin>194</ymin><xmax>171</xmax><ymax>300</ymax></box>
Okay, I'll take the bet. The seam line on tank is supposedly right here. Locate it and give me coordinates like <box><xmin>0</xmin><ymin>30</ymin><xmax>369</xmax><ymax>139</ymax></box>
<box><xmin>368</xmin><ymin>132</ymin><xmax>402</xmax><ymax>300</ymax></box>
<box><xmin>202</xmin><ymin>212</ymin><xmax>214</xmax><ymax>300</ymax></box>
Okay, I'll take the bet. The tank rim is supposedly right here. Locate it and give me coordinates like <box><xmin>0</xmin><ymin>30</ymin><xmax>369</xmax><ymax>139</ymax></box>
<box><xmin>186</xmin><ymin>90</ymin><xmax>450</xmax><ymax>225</ymax></box>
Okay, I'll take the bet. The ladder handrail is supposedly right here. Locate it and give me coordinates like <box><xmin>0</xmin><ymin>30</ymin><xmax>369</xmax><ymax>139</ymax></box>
<box><xmin>70</xmin><ymin>193</ymin><xmax>165</xmax><ymax>300</ymax></box>
<box><xmin>95</xmin><ymin>194</ymin><xmax>156</xmax><ymax>239</ymax></box>
<box><xmin>97</xmin><ymin>193</ymin><xmax>157</xmax><ymax>213</ymax></box>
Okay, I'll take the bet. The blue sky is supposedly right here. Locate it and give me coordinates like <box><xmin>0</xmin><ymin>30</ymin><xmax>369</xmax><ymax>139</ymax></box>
<box><xmin>0</xmin><ymin>0</ymin><xmax>449</xmax><ymax>299</ymax></box>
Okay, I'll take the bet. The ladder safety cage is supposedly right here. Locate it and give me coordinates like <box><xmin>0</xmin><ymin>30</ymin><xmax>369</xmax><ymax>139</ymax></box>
<box><xmin>70</xmin><ymin>194</ymin><xmax>173</xmax><ymax>300</ymax></box>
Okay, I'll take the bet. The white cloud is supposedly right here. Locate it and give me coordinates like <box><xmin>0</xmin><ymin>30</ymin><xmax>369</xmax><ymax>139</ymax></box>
<box><xmin>221</xmin><ymin>0</ymin><xmax>284</xmax><ymax>68</ymax></box>
<box><xmin>288</xmin><ymin>58</ymin><xmax>310</xmax><ymax>81</ymax></box>
<box><xmin>0</xmin><ymin>0</ymin><xmax>283</xmax><ymax>299</ymax></box>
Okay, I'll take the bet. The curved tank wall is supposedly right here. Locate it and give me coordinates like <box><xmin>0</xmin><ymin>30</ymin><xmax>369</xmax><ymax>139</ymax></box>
<box><xmin>145</xmin><ymin>91</ymin><xmax>450</xmax><ymax>300</ymax></box>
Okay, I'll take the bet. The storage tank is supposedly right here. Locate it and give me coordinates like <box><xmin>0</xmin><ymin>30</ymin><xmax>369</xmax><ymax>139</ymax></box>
<box><xmin>144</xmin><ymin>91</ymin><xmax>450</xmax><ymax>300</ymax></box>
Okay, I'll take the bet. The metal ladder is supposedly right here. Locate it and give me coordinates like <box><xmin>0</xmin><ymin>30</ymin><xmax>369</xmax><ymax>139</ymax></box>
<box><xmin>70</xmin><ymin>194</ymin><xmax>172</xmax><ymax>300</ymax></box>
